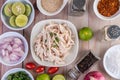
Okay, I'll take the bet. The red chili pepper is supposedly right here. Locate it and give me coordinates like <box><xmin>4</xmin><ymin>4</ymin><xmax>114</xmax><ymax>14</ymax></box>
<box><xmin>48</xmin><ymin>67</ymin><xmax>59</xmax><ymax>74</ymax></box>
<box><xmin>35</xmin><ymin>66</ymin><xmax>45</xmax><ymax>73</ymax></box>
<box><xmin>25</xmin><ymin>62</ymin><xmax>36</xmax><ymax>70</ymax></box>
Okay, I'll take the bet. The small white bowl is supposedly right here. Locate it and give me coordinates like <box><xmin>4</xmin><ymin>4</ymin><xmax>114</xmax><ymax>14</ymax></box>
<box><xmin>30</xmin><ymin>19</ymin><xmax>79</xmax><ymax>67</ymax></box>
<box><xmin>37</xmin><ymin>0</ymin><xmax>68</xmax><ymax>16</ymax></box>
<box><xmin>1</xmin><ymin>68</ymin><xmax>34</xmax><ymax>80</ymax></box>
<box><xmin>103</xmin><ymin>45</ymin><xmax>120</xmax><ymax>79</ymax></box>
<box><xmin>93</xmin><ymin>0</ymin><xmax>120</xmax><ymax>20</ymax></box>
<box><xmin>1</xmin><ymin>0</ymin><xmax>35</xmax><ymax>30</ymax></box>
<box><xmin>0</xmin><ymin>32</ymin><xmax>28</xmax><ymax>66</ymax></box>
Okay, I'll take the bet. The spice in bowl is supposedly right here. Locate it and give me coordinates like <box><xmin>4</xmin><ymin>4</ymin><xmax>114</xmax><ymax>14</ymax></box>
<box><xmin>97</xmin><ymin>0</ymin><xmax>119</xmax><ymax>17</ymax></box>
<box><xmin>41</xmin><ymin>0</ymin><xmax>63</xmax><ymax>13</ymax></box>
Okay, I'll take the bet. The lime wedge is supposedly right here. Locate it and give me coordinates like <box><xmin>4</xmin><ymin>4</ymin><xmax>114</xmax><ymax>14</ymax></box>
<box><xmin>9</xmin><ymin>15</ymin><xmax>17</xmax><ymax>27</ymax></box>
<box><xmin>15</xmin><ymin>14</ymin><xmax>28</xmax><ymax>27</ymax></box>
<box><xmin>52</xmin><ymin>74</ymin><xmax>65</xmax><ymax>80</ymax></box>
<box><xmin>25</xmin><ymin>4</ymin><xmax>31</xmax><ymax>16</ymax></box>
<box><xmin>12</xmin><ymin>2</ymin><xmax>25</xmax><ymax>15</ymax></box>
<box><xmin>4</xmin><ymin>3</ymin><xmax>13</xmax><ymax>17</ymax></box>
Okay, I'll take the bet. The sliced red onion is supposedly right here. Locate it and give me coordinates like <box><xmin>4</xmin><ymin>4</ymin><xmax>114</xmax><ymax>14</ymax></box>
<box><xmin>3</xmin><ymin>56</ymin><xmax>10</xmax><ymax>63</ymax></box>
<box><xmin>10</xmin><ymin>53</ymin><xmax>20</xmax><ymax>61</ymax></box>
<box><xmin>0</xmin><ymin>37</ymin><xmax>25</xmax><ymax>63</ymax></box>
<box><xmin>14</xmin><ymin>38</ymin><xmax>22</xmax><ymax>45</ymax></box>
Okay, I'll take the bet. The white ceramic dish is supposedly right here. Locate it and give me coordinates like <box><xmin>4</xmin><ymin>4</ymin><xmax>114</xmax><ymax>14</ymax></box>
<box><xmin>103</xmin><ymin>45</ymin><xmax>120</xmax><ymax>79</ymax></box>
<box><xmin>1</xmin><ymin>68</ymin><xmax>34</xmax><ymax>80</ymax></box>
<box><xmin>1</xmin><ymin>0</ymin><xmax>35</xmax><ymax>30</ymax></box>
<box><xmin>0</xmin><ymin>32</ymin><xmax>28</xmax><ymax>66</ymax></box>
<box><xmin>30</xmin><ymin>19</ymin><xmax>79</xmax><ymax>67</ymax></box>
<box><xmin>93</xmin><ymin>0</ymin><xmax>120</xmax><ymax>20</ymax></box>
<box><xmin>37</xmin><ymin>0</ymin><xmax>68</xmax><ymax>16</ymax></box>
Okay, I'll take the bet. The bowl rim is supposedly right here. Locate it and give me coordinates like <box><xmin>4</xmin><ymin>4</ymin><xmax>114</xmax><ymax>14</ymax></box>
<box><xmin>36</xmin><ymin>0</ymin><xmax>68</xmax><ymax>16</ymax></box>
<box><xmin>93</xmin><ymin>0</ymin><xmax>120</xmax><ymax>20</ymax></box>
<box><xmin>103</xmin><ymin>44</ymin><xmax>120</xmax><ymax>79</ymax></box>
<box><xmin>1</xmin><ymin>68</ymin><xmax>34</xmax><ymax>80</ymax></box>
<box><xmin>30</xmin><ymin>19</ymin><xmax>79</xmax><ymax>67</ymax></box>
<box><xmin>1</xmin><ymin>0</ymin><xmax>35</xmax><ymax>30</ymax></box>
<box><xmin>0</xmin><ymin>32</ymin><xmax>28</xmax><ymax>66</ymax></box>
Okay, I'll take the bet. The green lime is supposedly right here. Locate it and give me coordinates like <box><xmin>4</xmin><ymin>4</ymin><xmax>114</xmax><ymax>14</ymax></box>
<box><xmin>36</xmin><ymin>73</ymin><xmax>50</xmax><ymax>80</ymax></box>
<box><xmin>4</xmin><ymin>3</ymin><xmax>13</xmax><ymax>17</ymax></box>
<box><xmin>15</xmin><ymin>14</ymin><xmax>28</xmax><ymax>27</ymax></box>
<box><xmin>12</xmin><ymin>2</ymin><xmax>25</xmax><ymax>15</ymax></box>
<box><xmin>25</xmin><ymin>4</ymin><xmax>31</xmax><ymax>16</ymax></box>
<box><xmin>9</xmin><ymin>15</ymin><xmax>17</xmax><ymax>27</ymax></box>
<box><xmin>52</xmin><ymin>74</ymin><xmax>65</xmax><ymax>80</ymax></box>
<box><xmin>78</xmin><ymin>27</ymin><xmax>93</xmax><ymax>41</ymax></box>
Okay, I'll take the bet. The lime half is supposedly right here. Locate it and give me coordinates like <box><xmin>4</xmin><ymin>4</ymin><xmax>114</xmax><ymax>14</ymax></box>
<box><xmin>25</xmin><ymin>4</ymin><xmax>31</xmax><ymax>16</ymax></box>
<box><xmin>52</xmin><ymin>74</ymin><xmax>65</xmax><ymax>80</ymax></box>
<box><xmin>9</xmin><ymin>15</ymin><xmax>17</xmax><ymax>27</ymax></box>
<box><xmin>12</xmin><ymin>2</ymin><xmax>25</xmax><ymax>15</ymax></box>
<box><xmin>15</xmin><ymin>14</ymin><xmax>28</xmax><ymax>27</ymax></box>
<box><xmin>4</xmin><ymin>3</ymin><xmax>13</xmax><ymax>17</ymax></box>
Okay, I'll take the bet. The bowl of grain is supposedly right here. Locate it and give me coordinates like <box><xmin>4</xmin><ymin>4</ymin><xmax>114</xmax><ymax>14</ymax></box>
<box><xmin>93</xmin><ymin>0</ymin><xmax>120</xmax><ymax>20</ymax></box>
<box><xmin>37</xmin><ymin>0</ymin><xmax>68</xmax><ymax>16</ymax></box>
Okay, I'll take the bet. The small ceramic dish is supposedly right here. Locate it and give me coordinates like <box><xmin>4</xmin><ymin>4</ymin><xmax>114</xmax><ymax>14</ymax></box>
<box><xmin>37</xmin><ymin>0</ymin><xmax>68</xmax><ymax>16</ymax></box>
<box><xmin>1</xmin><ymin>68</ymin><xmax>34</xmax><ymax>80</ymax></box>
<box><xmin>1</xmin><ymin>0</ymin><xmax>35</xmax><ymax>30</ymax></box>
<box><xmin>0</xmin><ymin>32</ymin><xmax>28</xmax><ymax>66</ymax></box>
<box><xmin>103</xmin><ymin>45</ymin><xmax>120</xmax><ymax>79</ymax></box>
<box><xmin>93</xmin><ymin>0</ymin><xmax>120</xmax><ymax>20</ymax></box>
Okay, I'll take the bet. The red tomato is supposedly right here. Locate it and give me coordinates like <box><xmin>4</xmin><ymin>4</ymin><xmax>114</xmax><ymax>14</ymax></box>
<box><xmin>48</xmin><ymin>67</ymin><xmax>59</xmax><ymax>74</ymax></box>
<box><xmin>35</xmin><ymin>66</ymin><xmax>45</xmax><ymax>73</ymax></box>
<box><xmin>25</xmin><ymin>62</ymin><xmax>36</xmax><ymax>70</ymax></box>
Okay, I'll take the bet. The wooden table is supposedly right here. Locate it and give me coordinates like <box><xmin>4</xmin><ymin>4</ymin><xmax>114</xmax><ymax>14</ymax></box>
<box><xmin>0</xmin><ymin>0</ymin><xmax>119</xmax><ymax>80</ymax></box>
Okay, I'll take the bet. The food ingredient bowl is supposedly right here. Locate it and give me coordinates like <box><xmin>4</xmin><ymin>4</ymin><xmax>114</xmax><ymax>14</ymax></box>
<box><xmin>1</xmin><ymin>0</ymin><xmax>35</xmax><ymax>30</ymax></box>
<box><xmin>30</xmin><ymin>19</ymin><xmax>79</xmax><ymax>67</ymax></box>
<box><xmin>103</xmin><ymin>45</ymin><xmax>120</xmax><ymax>79</ymax></box>
<box><xmin>37</xmin><ymin>0</ymin><xmax>68</xmax><ymax>16</ymax></box>
<box><xmin>0</xmin><ymin>32</ymin><xmax>28</xmax><ymax>66</ymax></box>
<box><xmin>1</xmin><ymin>68</ymin><xmax>34</xmax><ymax>80</ymax></box>
<box><xmin>93</xmin><ymin>0</ymin><xmax>120</xmax><ymax>20</ymax></box>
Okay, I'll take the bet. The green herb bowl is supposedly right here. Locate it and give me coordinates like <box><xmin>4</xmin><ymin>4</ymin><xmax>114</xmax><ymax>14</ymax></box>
<box><xmin>1</xmin><ymin>68</ymin><xmax>34</xmax><ymax>80</ymax></box>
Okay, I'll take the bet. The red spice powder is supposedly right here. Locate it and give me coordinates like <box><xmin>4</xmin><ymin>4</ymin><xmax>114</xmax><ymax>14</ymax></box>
<box><xmin>97</xmin><ymin>0</ymin><xmax>119</xmax><ymax>17</ymax></box>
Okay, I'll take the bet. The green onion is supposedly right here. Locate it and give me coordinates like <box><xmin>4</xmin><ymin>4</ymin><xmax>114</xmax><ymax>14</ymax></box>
<box><xmin>53</xmin><ymin>44</ymin><xmax>58</xmax><ymax>48</ymax></box>
<box><xmin>55</xmin><ymin>37</ymin><xmax>59</xmax><ymax>43</ymax></box>
<box><xmin>50</xmin><ymin>32</ymin><xmax>53</xmax><ymax>37</ymax></box>
<box><xmin>45</xmin><ymin>39</ymin><xmax>47</xmax><ymax>43</ymax></box>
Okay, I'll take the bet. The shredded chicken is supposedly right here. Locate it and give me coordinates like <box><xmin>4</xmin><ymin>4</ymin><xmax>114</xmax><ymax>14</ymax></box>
<box><xmin>34</xmin><ymin>22</ymin><xmax>74</xmax><ymax>64</ymax></box>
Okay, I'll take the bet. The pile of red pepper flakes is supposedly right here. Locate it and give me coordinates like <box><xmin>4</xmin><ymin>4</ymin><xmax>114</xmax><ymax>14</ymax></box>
<box><xmin>97</xmin><ymin>0</ymin><xmax>119</xmax><ymax>17</ymax></box>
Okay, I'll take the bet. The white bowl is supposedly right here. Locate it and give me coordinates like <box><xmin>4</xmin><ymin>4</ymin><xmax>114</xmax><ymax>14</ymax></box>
<box><xmin>0</xmin><ymin>32</ymin><xmax>28</xmax><ymax>66</ymax></box>
<box><xmin>1</xmin><ymin>68</ymin><xmax>34</xmax><ymax>80</ymax></box>
<box><xmin>1</xmin><ymin>0</ymin><xmax>35</xmax><ymax>30</ymax></box>
<box><xmin>37</xmin><ymin>0</ymin><xmax>68</xmax><ymax>16</ymax></box>
<box><xmin>93</xmin><ymin>0</ymin><xmax>120</xmax><ymax>20</ymax></box>
<box><xmin>103</xmin><ymin>45</ymin><xmax>120</xmax><ymax>79</ymax></box>
<box><xmin>30</xmin><ymin>19</ymin><xmax>79</xmax><ymax>67</ymax></box>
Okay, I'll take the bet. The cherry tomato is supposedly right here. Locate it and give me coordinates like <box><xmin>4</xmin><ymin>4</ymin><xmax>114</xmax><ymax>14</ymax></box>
<box><xmin>48</xmin><ymin>67</ymin><xmax>59</xmax><ymax>74</ymax></box>
<box><xmin>35</xmin><ymin>66</ymin><xmax>45</xmax><ymax>73</ymax></box>
<box><xmin>25</xmin><ymin>62</ymin><xmax>36</xmax><ymax>70</ymax></box>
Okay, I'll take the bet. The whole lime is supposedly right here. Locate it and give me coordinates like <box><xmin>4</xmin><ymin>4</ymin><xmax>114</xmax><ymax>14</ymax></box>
<box><xmin>36</xmin><ymin>73</ymin><xmax>50</xmax><ymax>80</ymax></box>
<box><xmin>78</xmin><ymin>27</ymin><xmax>93</xmax><ymax>41</ymax></box>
